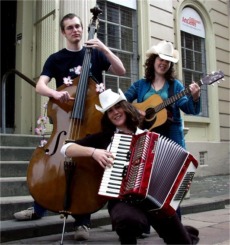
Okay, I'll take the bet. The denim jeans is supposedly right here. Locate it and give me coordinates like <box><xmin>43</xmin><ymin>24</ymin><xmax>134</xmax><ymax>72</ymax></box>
<box><xmin>34</xmin><ymin>201</ymin><xmax>91</xmax><ymax>226</ymax></box>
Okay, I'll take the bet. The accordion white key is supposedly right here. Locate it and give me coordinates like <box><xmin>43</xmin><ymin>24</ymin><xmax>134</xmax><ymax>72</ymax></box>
<box><xmin>98</xmin><ymin>133</ymin><xmax>133</xmax><ymax>198</ymax></box>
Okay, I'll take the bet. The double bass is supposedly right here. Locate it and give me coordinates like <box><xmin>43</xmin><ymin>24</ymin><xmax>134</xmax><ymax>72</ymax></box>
<box><xmin>27</xmin><ymin>6</ymin><xmax>107</xmax><ymax>215</ymax></box>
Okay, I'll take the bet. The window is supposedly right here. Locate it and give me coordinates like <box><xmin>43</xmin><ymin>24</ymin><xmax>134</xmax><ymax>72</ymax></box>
<box><xmin>181</xmin><ymin>32</ymin><xmax>208</xmax><ymax>116</ymax></box>
<box><xmin>180</xmin><ymin>7</ymin><xmax>208</xmax><ymax>117</ymax></box>
<box><xmin>199</xmin><ymin>151</ymin><xmax>207</xmax><ymax>166</ymax></box>
<box><xmin>96</xmin><ymin>0</ymin><xmax>138</xmax><ymax>92</ymax></box>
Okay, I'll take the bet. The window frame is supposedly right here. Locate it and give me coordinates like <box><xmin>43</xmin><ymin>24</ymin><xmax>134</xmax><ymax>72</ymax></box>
<box><xmin>181</xmin><ymin>31</ymin><xmax>208</xmax><ymax>117</ymax></box>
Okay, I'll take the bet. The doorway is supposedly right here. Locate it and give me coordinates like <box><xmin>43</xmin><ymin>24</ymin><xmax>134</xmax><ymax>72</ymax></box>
<box><xmin>1</xmin><ymin>0</ymin><xmax>17</xmax><ymax>132</ymax></box>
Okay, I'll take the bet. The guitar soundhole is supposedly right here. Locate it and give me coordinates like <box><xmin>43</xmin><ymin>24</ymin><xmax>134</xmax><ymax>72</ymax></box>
<box><xmin>145</xmin><ymin>108</ymin><xmax>156</xmax><ymax>120</ymax></box>
<box><xmin>142</xmin><ymin>118</ymin><xmax>156</xmax><ymax>131</ymax></box>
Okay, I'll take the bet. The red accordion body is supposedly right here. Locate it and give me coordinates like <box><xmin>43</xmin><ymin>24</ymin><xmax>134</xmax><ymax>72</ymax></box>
<box><xmin>98</xmin><ymin>131</ymin><xmax>198</xmax><ymax>216</ymax></box>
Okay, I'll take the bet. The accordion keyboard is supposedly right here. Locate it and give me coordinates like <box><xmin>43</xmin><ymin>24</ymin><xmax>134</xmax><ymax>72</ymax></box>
<box><xmin>98</xmin><ymin>133</ymin><xmax>133</xmax><ymax>198</ymax></box>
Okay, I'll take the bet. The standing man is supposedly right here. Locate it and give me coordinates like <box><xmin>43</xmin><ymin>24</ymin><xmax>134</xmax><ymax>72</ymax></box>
<box><xmin>14</xmin><ymin>13</ymin><xmax>126</xmax><ymax>242</ymax></box>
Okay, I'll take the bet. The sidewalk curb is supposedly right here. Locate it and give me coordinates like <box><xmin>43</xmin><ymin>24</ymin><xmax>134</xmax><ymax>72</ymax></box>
<box><xmin>181</xmin><ymin>196</ymin><xmax>229</xmax><ymax>214</ymax></box>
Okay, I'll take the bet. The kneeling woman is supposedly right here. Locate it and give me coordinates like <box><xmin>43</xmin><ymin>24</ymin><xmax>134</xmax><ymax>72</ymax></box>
<box><xmin>60</xmin><ymin>88</ymin><xmax>199</xmax><ymax>244</ymax></box>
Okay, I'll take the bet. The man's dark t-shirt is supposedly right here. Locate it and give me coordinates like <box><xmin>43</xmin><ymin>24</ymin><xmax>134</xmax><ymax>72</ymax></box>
<box><xmin>41</xmin><ymin>47</ymin><xmax>111</xmax><ymax>88</ymax></box>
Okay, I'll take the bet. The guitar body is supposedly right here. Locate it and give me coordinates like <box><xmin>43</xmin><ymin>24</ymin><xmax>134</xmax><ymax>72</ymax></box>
<box><xmin>133</xmin><ymin>94</ymin><xmax>167</xmax><ymax>131</ymax></box>
<box><xmin>133</xmin><ymin>70</ymin><xmax>224</xmax><ymax>131</ymax></box>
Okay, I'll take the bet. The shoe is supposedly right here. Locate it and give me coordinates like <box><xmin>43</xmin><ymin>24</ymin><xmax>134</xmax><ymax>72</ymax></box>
<box><xmin>13</xmin><ymin>207</ymin><xmax>42</xmax><ymax>221</ymax></box>
<box><xmin>190</xmin><ymin>234</ymin><xmax>200</xmax><ymax>244</ymax></box>
<box><xmin>74</xmin><ymin>225</ymin><xmax>90</xmax><ymax>241</ymax></box>
<box><xmin>185</xmin><ymin>225</ymin><xmax>199</xmax><ymax>237</ymax></box>
<box><xmin>119</xmin><ymin>236</ymin><xmax>137</xmax><ymax>244</ymax></box>
<box><xmin>185</xmin><ymin>226</ymin><xmax>199</xmax><ymax>244</ymax></box>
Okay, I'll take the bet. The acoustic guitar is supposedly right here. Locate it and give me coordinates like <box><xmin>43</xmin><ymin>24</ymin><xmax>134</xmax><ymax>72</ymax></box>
<box><xmin>134</xmin><ymin>70</ymin><xmax>224</xmax><ymax>131</ymax></box>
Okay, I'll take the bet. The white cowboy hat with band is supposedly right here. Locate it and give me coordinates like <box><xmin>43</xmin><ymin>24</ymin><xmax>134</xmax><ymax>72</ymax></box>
<box><xmin>146</xmin><ymin>40</ymin><xmax>179</xmax><ymax>63</ymax></box>
<box><xmin>95</xmin><ymin>88</ymin><xmax>127</xmax><ymax>113</ymax></box>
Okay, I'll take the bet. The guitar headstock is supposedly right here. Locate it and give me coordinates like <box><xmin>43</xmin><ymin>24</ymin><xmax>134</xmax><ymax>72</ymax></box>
<box><xmin>201</xmin><ymin>70</ymin><xmax>225</xmax><ymax>85</ymax></box>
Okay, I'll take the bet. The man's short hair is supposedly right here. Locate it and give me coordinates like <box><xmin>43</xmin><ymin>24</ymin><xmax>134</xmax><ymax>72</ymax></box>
<box><xmin>60</xmin><ymin>13</ymin><xmax>83</xmax><ymax>31</ymax></box>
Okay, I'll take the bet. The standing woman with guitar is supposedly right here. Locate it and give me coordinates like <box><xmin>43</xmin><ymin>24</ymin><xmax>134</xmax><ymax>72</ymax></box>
<box><xmin>125</xmin><ymin>40</ymin><xmax>201</xmax><ymax>148</ymax></box>
<box><xmin>14</xmin><ymin>12</ymin><xmax>125</xmax><ymax>241</ymax></box>
<box><xmin>125</xmin><ymin>40</ymin><xmax>200</xmax><ymax>233</ymax></box>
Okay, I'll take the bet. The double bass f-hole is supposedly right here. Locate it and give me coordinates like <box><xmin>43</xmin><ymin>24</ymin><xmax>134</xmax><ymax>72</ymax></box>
<box><xmin>45</xmin><ymin>130</ymin><xmax>67</xmax><ymax>155</ymax></box>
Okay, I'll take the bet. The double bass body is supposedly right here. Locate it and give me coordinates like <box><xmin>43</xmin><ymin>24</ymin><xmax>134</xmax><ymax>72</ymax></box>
<box><xmin>27</xmin><ymin>77</ymin><xmax>107</xmax><ymax>214</ymax></box>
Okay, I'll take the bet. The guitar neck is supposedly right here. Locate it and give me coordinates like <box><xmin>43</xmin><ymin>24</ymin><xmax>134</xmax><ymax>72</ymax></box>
<box><xmin>154</xmin><ymin>80</ymin><xmax>202</xmax><ymax>113</ymax></box>
<box><xmin>142</xmin><ymin>70</ymin><xmax>223</xmax><ymax>130</ymax></box>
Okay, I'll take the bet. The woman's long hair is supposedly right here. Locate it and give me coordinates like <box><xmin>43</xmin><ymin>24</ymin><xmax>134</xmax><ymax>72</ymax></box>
<box><xmin>100</xmin><ymin>100</ymin><xmax>143</xmax><ymax>133</ymax></box>
<box><xmin>144</xmin><ymin>54</ymin><xmax>175</xmax><ymax>82</ymax></box>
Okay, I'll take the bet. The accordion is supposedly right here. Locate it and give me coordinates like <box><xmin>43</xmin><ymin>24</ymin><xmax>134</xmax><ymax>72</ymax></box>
<box><xmin>98</xmin><ymin>131</ymin><xmax>198</xmax><ymax>216</ymax></box>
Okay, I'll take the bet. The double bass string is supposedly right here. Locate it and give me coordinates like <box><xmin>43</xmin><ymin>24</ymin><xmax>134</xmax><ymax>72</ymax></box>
<box><xmin>68</xmin><ymin>8</ymin><xmax>99</xmax><ymax>142</ymax></box>
<box><xmin>71</xmin><ymin>48</ymin><xmax>91</xmax><ymax>118</ymax></box>
<box><xmin>70</xmin><ymin>47</ymin><xmax>92</xmax><ymax>141</ymax></box>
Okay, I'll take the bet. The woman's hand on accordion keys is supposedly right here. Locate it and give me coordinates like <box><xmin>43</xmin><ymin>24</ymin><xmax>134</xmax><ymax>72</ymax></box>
<box><xmin>91</xmin><ymin>149</ymin><xmax>114</xmax><ymax>169</ymax></box>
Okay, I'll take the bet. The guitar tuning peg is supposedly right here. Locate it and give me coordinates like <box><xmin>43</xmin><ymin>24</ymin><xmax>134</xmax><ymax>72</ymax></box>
<box><xmin>212</xmin><ymin>84</ymin><xmax>215</xmax><ymax>86</ymax></box>
<box><xmin>222</xmin><ymin>78</ymin><xmax>225</xmax><ymax>81</ymax></box>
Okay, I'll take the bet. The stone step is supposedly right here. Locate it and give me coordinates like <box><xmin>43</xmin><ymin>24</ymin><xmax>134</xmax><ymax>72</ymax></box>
<box><xmin>0</xmin><ymin>195</ymin><xmax>108</xmax><ymax>221</ymax></box>
<box><xmin>0</xmin><ymin>177</ymin><xmax>29</xmax><ymax>197</ymax></box>
<box><xmin>0</xmin><ymin>146</ymin><xmax>35</xmax><ymax>161</ymax></box>
<box><xmin>0</xmin><ymin>133</ymin><xmax>48</xmax><ymax>147</ymax></box>
<box><xmin>0</xmin><ymin>196</ymin><xmax>34</xmax><ymax>221</ymax></box>
<box><xmin>0</xmin><ymin>134</ymin><xmax>39</xmax><ymax>223</ymax></box>
<box><xmin>0</xmin><ymin>134</ymin><xmax>52</xmax><ymax>223</ymax></box>
<box><xmin>0</xmin><ymin>196</ymin><xmax>56</xmax><ymax>221</ymax></box>
<box><xmin>0</xmin><ymin>208</ymin><xmax>110</xmax><ymax>243</ymax></box>
<box><xmin>0</xmin><ymin>161</ymin><xmax>29</xmax><ymax>177</ymax></box>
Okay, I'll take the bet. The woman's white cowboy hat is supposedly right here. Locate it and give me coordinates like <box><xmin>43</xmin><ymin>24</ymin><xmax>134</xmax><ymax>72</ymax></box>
<box><xmin>146</xmin><ymin>40</ymin><xmax>179</xmax><ymax>63</ymax></box>
<box><xmin>95</xmin><ymin>88</ymin><xmax>127</xmax><ymax>113</ymax></box>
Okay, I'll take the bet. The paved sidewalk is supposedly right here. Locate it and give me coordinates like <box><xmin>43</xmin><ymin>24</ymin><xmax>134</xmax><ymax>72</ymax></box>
<box><xmin>2</xmin><ymin>206</ymin><xmax>230</xmax><ymax>244</ymax></box>
<box><xmin>189</xmin><ymin>174</ymin><xmax>229</xmax><ymax>199</ymax></box>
